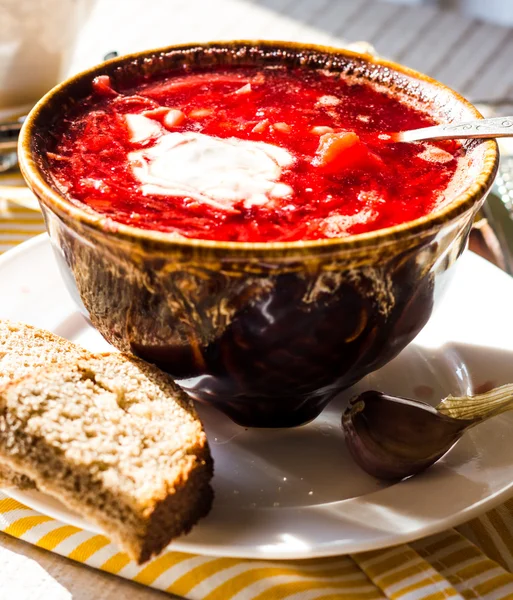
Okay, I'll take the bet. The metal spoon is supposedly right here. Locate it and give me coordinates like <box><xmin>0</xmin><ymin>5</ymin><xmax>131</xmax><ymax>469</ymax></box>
<box><xmin>342</xmin><ymin>384</ymin><xmax>513</xmax><ymax>480</ymax></box>
<box><xmin>0</xmin><ymin>117</ymin><xmax>23</xmax><ymax>153</ymax></box>
<box><xmin>0</xmin><ymin>117</ymin><xmax>24</xmax><ymax>173</ymax></box>
<box><xmin>390</xmin><ymin>114</ymin><xmax>513</xmax><ymax>142</ymax></box>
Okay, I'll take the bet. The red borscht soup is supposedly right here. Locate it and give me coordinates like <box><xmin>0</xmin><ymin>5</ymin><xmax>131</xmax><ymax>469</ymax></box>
<box><xmin>48</xmin><ymin>67</ymin><xmax>461</xmax><ymax>242</ymax></box>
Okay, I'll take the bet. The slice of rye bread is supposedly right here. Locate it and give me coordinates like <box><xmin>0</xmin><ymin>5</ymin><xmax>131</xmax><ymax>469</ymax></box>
<box><xmin>0</xmin><ymin>320</ymin><xmax>88</xmax><ymax>489</ymax></box>
<box><xmin>0</xmin><ymin>352</ymin><xmax>214</xmax><ymax>564</ymax></box>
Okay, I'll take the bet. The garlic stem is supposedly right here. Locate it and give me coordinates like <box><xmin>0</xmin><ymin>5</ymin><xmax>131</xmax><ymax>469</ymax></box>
<box><xmin>437</xmin><ymin>383</ymin><xmax>513</xmax><ymax>422</ymax></box>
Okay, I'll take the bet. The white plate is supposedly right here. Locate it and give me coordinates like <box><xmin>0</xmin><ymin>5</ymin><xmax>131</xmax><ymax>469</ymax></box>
<box><xmin>2</xmin><ymin>234</ymin><xmax>513</xmax><ymax>559</ymax></box>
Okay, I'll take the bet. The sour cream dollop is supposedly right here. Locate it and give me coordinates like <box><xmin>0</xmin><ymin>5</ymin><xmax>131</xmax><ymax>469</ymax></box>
<box><xmin>125</xmin><ymin>115</ymin><xmax>294</xmax><ymax>212</ymax></box>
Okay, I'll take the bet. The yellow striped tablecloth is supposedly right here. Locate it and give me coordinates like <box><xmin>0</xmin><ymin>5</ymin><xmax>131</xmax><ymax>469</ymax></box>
<box><xmin>1</xmin><ymin>199</ymin><xmax>513</xmax><ymax>600</ymax></box>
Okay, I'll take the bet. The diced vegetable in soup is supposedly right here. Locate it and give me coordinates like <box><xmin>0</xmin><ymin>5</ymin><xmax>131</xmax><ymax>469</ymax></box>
<box><xmin>48</xmin><ymin>67</ymin><xmax>461</xmax><ymax>242</ymax></box>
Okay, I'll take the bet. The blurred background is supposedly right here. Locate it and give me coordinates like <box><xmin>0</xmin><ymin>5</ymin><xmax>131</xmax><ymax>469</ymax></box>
<box><xmin>63</xmin><ymin>0</ymin><xmax>512</xmax><ymax>103</ymax></box>
<box><xmin>385</xmin><ymin>0</ymin><xmax>513</xmax><ymax>26</ymax></box>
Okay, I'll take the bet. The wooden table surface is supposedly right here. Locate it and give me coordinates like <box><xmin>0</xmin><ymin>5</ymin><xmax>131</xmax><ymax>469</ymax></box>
<box><xmin>1</xmin><ymin>0</ymin><xmax>512</xmax><ymax>597</ymax></box>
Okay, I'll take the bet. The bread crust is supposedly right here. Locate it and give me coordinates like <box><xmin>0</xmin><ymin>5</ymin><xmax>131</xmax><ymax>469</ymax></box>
<box><xmin>0</xmin><ymin>351</ymin><xmax>213</xmax><ymax>563</ymax></box>
<box><xmin>0</xmin><ymin>320</ymin><xmax>87</xmax><ymax>490</ymax></box>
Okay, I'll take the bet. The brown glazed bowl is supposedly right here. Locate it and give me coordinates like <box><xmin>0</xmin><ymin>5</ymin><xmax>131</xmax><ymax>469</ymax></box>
<box><xmin>19</xmin><ymin>41</ymin><xmax>498</xmax><ymax>428</ymax></box>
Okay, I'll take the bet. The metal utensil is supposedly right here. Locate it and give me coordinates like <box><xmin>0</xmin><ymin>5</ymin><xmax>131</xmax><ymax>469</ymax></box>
<box><xmin>390</xmin><ymin>115</ymin><xmax>513</xmax><ymax>143</ymax></box>
<box><xmin>0</xmin><ymin>151</ymin><xmax>19</xmax><ymax>173</ymax></box>
<box><xmin>342</xmin><ymin>384</ymin><xmax>513</xmax><ymax>480</ymax></box>
<box><xmin>0</xmin><ymin>117</ymin><xmax>24</xmax><ymax>174</ymax></box>
<box><xmin>0</xmin><ymin>117</ymin><xmax>24</xmax><ymax>153</ymax></box>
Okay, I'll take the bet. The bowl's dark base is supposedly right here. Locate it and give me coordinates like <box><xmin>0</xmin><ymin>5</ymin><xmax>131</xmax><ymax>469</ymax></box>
<box><xmin>185</xmin><ymin>387</ymin><xmax>336</xmax><ymax>428</ymax></box>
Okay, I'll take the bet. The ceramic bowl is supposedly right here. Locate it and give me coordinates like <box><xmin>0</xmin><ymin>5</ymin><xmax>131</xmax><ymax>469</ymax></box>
<box><xmin>18</xmin><ymin>41</ymin><xmax>498</xmax><ymax>427</ymax></box>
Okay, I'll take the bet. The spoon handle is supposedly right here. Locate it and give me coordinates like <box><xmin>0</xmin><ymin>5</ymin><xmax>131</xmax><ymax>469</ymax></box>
<box><xmin>395</xmin><ymin>115</ymin><xmax>513</xmax><ymax>143</ymax></box>
<box><xmin>0</xmin><ymin>119</ymin><xmax>24</xmax><ymax>152</ymax></box>
<box><xmin>437</xmin><ymin>383</ymin><xmax>513</xmax><ymax>422</ymax></box>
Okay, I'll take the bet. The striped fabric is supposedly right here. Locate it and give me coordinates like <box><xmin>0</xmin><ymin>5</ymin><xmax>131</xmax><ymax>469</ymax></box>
<box><xmin>0</xmin><ymin>197</ymin><xmax>46</xmax><ymax>253</ymax></box>
<box><xmin>0</xmin><ymin>199</ymin><xmax>513</xmax><ymax>599</ymax></box>
<box><xmin>2</xmin><ymin>491</ymin><xmax>513</xmax><ymax>599</ymax></box>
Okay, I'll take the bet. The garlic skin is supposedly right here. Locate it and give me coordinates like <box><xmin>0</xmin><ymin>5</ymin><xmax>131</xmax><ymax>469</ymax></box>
<box><xmin>342</xmin><ymin>390</ymin><xmax>468</xmax><ymax>480</ymax></box>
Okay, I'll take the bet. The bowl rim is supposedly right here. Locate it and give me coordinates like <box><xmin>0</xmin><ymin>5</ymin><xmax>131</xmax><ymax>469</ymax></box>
<box><xmin>18</xmin><ymin>39</ymin><xmax>499</xmax><ymax>256</ymax></box>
